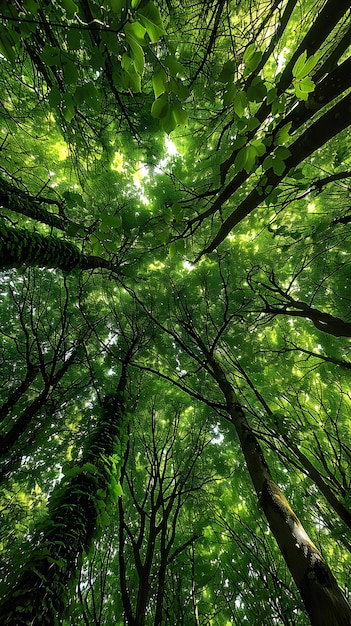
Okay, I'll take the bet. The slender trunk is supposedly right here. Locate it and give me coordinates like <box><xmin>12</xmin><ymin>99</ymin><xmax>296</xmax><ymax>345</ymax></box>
<box><xmin>0</xmin><ymin>373</ymin><xmax>129</xmax><ymax>625</ymax></box>
<box><xmin>265</xmin><ymin>307</ymin><xmax>351</xmax><ymax>337</ymax></box>
<box><xmin>134</xmin><ymin>521</ymin><xmax>157</xmax><ymax>626</ymax></box>
<box><xmin>154</xmin><ymin>526</ymin><xmax>169</xmax><ymax>626</ymax></box>
<box><xmin>208</xmin><ymin>355</ymin><xmax>351</xmax><ymax>625</ymax></box>
<box><xmin>0</xmin><ymin>363</ymin><xmax>39</xmax><ymax>423</ymax></box>
<box><xmin>235</xmin><ymin>360</ymin><xmax>351</xmax><ymax>529</ymax></box>
<box><xmin>118</xmin><ymin>498</ymin><xmax>135</xmax><ymax>625</ymax></box>
<box><xmin>0</xmin><ymin>349</ymin><xmax>78</xmax><ymax>461</ymax></box>
<box><xmin>284</xmin><ymin>439</ymin><xmax>351</xmax><ymax>530</ymax></box>
<box><xmin>201</xmin><ymin>92</ymin><xmax>351</xmax><ymax>256</ymax></box>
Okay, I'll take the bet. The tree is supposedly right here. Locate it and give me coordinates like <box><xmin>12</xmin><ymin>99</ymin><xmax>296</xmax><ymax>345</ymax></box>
<box><xmin>0</xmin><ymin>0</ymin><xmax>351</xmax><ymax>624</ymax></box>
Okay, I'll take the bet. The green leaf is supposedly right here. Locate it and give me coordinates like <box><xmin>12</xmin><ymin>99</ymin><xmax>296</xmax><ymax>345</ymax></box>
<box><xmin>0</xmin><ymin>26</ymin><xmax>17</xmax><ymax>64</ymax></box>
<box><xmin>171</xmin><ymin>202</ymin><xmax>184</xmax><ymax>222</ymax></box>
<box><xmin>233</xmin><ymin>90</ymin><xmax>248</xmax><ymax>117</ymax></box>
<box><xmin>102</xmin><ymin>215</ymin><xmax>122</xmax><ymax>229</ymax></box>
<box><xmin>246</xmin><ymin>76</ymin><xmax>266</xmax><ymax>103</ymax></box>
<box><xmin>218</xmin><ymin>60</ymin><xmax>235</xmax><ymax>83</ymax></box>
<box><xmin>250</xmin><ymin>139</ymin><xmax>266</xmax><ymax>157</ymax></box>
<box><xmin>292</xmin><ymin>51</ymin><xmax>318</xmax><ymax>79</ymax></box>
<box><xmin>170</xmin><ymin>78</ymin><xmax>190</xmax><ymax>102</ymax></box>
<box><xmin>163</xmin><ymin>55</ymin><xmax>184</xmax><ymax>75</ymax></box>
<box><xmin>169</xmin><ymin>241</ymin><xmax>177</xmax><ymax>259</ymax></box>
<box><xmin>160</xmin><ymin>107</ymin><xmax>177</xmax><ymax>134</ymax></box>
<box><xmin>40</xmin><ymin>45</ymin><xmax>61</xmax><ymax>67</ymax></box>
<box><xmin>223</xmin><ymin>82</ymin><xmax>237</xmax><ymax>106</ymax></box>
<box><xmin>48</xmin><ymin>86</ymin><xmax>62</xmax><ymax>108</ymax></box>
<box><xmin>151</xmin><ymin>93</ymin><xmax>169</xmax><ymax>119</ymax></box>
<box><xmin>275</xmin><ymin>146</ymin><xmax>291</xmax><ymax>161</ymax></box>
<box><xmin>247</xmin><ymin>117</ymin><xmax>260</xmax><ymax>131</ymax></box>
<box><xmin>292</xmin><ymin>51</ymin><xmax>307</xmax><ymax>79</ymax></box>
<box><xmin>152</xmin><ymin>66</ymin><xmax>168</xmax><ymax>99</ymax></box>
<box><xmin>23</xmin><ymin>0</ymin><xmax>39</xmax><ymax>14</ymax></box>
<box><xmin>265</xmin><ymin>189</ymin><xmax>281</xmax><ymax>205</ymax></box>
<box><xmin>137</xmin><ymin>1</ymin><xmax>165</xmax><ymax>43</ymax></box>
<box><xmin>62</xmin><ymin>0</ymin><xmax>78</xmax><ymax>15</ymax></box>
<box><xmin>272</xmin><ymin>158</ymin><xmax>286</xmax><ymax>176</ymax></box>
<box><xmin>243</xmin><ymin>43</ymin><xmax>256</xmax><ymax>64</ymax></box>
<box><xmin>245</xmin><ymin>51</ymin><xmax>262</xmax><ymax>73</ymax></box>
<box><xmin>163</xmin><ymin>206</ymin><xmax>173</xmax><ymax>225</ymax></box>
<box><xmin>274</xmin><ymin>122</ymin><xmax>292</xmax><ymax>146</ymax></box>
<box><xmin>104</xmin><ymin>241</ymin><xmax>120</xmax><ymax>253</ymax></box>
<box><xmin>266</xmin><ymin>87</ymin><xmax>277</xmax><ymax>105</ymax></box>
<box><xmin>294</xmin><ymin>76</ymin><xmax>315</xmax><ymax>101</ymax></box>
<box><xmin>234</xmin><ymin>146</ymin><xmax>257</xmax><ymax>173</ymax></box>
<box><xmin>110</xmin><ymin>0</ymin><xmax>127</xmax><ymax>13</ymax></box>
<box><xmin>63</xmin><ymin>93</ymin><xmax>75</xmax><ymax>121</ymax></box>
<box><xmin>62</xmin><ymin>191</ymin><xmax>84</xmax><ymax>207</ymax></box>
<box><xmin>98</xmin><ymin>509</ymin><xmax>110</xmax><ymax>527</ymax></box>
<box><xmin>231</xmin><ymin>135</ymin><xmax>247</xmax><ymax>150</ymax></box>
<box><xmin>121</xmin><ymin>54</ymin><xmax>141</xmax><ymax>91</ymax></box>
<box><xmin>263</xmin><ymin>156</ymin><xmax>274</xmax><ymax>172</ymax></box>
<box><xmin>126</xmin><ymin>34</ymin><xmax>145</xmax><ymax>74</ymax></box>
<box><xmin>172</xmin><ymin>99</ymin><xmax>188</xmax><ymax>126</ymax></box>
<box><xmin>124</xmin><ymin>21</ymin><xmax>146</xmax><ymax>46</ymax></box>
<box><xmin>271</xmin><ymin>94</ymin><xmax>286</xmax><ymax>115</ymax></box>
<box><xmin>81</xmin><ymin>462</ymin><xmax>99</xmax><ymax>474</ymax></box>
<box><xmin>67</xmin><ymin>29</ymin><xmax>81</xmax><ymax>51</ymax></box>
<box><xmin>63</xmin><ymin>60</ymin><xmax>78</xmax><ymax>85</ymax></box>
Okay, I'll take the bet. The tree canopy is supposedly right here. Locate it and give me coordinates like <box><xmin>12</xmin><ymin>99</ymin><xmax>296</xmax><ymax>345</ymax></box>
<box><xmin>0</xmin><ymin>0</ymin><xmax>351</xmax><ymax>624</ymax></box>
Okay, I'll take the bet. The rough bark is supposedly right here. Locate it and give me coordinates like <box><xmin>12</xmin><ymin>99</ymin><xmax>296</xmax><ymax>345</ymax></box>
<box><xmin>0</xmin><ymin>221</ymin><xmax>116</xmax><ymax>272</ymax></box>
<box><xmin>0</xmin><ymin>372</ymin><xmax>129</xmax><ymax>625</ymax></box>
<box><xmin>0</xmin><ymin>176</ymin><xmax>77</xmax><ymax>233</ymax></box>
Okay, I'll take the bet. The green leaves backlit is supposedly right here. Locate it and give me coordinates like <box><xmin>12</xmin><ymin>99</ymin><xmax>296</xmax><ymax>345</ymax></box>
<box><xmin>235</xmin><ymin>140</ymin><xmax>266</xmax><ymax>174</ymax></box>
<box><xmin>136</xmin><ymin>0</ymin><xmax>165</xmax><ymax>43</ymax></box>
<box><xmin>292</xmin><ymin>51</ymin><xmax>318</xmax><ymax>101</ymax></box>
<box><xmin>243</xmin><ymin>43</ymin><xmax>263</xmax><ymax>74</ymax></box>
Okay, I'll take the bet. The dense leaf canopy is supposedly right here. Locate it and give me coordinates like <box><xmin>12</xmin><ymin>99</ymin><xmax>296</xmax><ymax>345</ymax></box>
<box><xmin>0</xmin><ymin>0</ymin><xmax>351</xmax><ymax>624</ymax></box>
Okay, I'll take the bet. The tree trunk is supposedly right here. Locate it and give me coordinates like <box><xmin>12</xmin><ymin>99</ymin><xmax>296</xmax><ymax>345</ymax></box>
<box><xmin>0</xmin><ymin>220</ymin><xmax>82</xmax><ymax>271</ymax></box>
<box><xmin>0</xmin><ymin>349</ymin><xmax>78</xmax><ymax>461</ymax></box>
<box><xmin>200</xmin><ymin>92</ymin><xmax>351</xmax><ymax>256</ymax></box>
<box><xmin>0</xmin><ymin>372</ymin><xmax>129</xmax><ymax>625</ymax></box>
<box><xmin>208</xmin><ymin>355</ymin><xmax>351</xmax><ymax>625</ymax></box>
<box><xmin>0</xmin><ymin>363</ymin><xmax>39</xmax><ymax>423</ymax></box>
<box><xmin>0</xmin><ymin>176</ymin><xmax>77</xmax><ymax>232</ymax></box>
<box><xmin>0</xmin><ymin>220</ymin><xmax>116</xmax><ymax>272</ymax></box>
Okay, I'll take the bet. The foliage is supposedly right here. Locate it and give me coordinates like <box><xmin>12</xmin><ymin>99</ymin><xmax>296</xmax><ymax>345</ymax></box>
<box><xmin>0</xmin><ymin>0</ymin><xmax>351</xmax><ymax>624</ymax></box>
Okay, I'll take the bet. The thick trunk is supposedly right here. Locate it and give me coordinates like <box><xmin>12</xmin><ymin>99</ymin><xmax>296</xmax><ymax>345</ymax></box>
<box><xmin>0</xmin><ymin>176</ymin><xmax>77</xmax><ymax>232</ymax></box>
<box><xmin>209</xmin><ymin>356</ymin><xmax>351</xmax><ymax>625</ymax></box>
<box><xmin>0</xmin><ymin>375</ymin><xmax>129</xmax><ymax>625</ymax></box>
<box><xmin>0</xmin><ymin>221</ymin><xmax>116</xmax><ymax>272</ymax></box>
<box><xmin>0</xmin><ymin>220</ymin><xmax>82</xmax><ymax>271</ymax></box>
